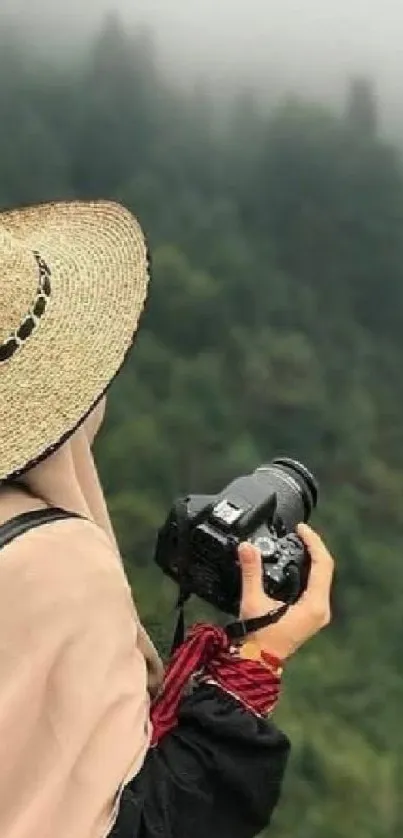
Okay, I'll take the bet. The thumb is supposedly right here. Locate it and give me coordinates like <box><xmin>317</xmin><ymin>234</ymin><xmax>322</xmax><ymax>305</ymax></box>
<box><xmin>238</xmin><ymin>541</ymin><xmax>263</xmax><ymax>602</ymax></box>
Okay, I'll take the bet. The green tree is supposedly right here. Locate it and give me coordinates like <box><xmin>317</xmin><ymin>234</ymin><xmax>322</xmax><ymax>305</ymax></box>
<box><xmin>346</xmin><ymin>76</ymin><xmax>379</xmax><ymax>136</ymax></box>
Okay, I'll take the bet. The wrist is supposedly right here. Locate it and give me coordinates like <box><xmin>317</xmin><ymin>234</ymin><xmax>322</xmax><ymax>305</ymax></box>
<box><xmin>238</xmin><ymin>638</ymin><xmax>284</xmax><ymax>675</ymax></box>
<box><xmin>251</xmin><ymin>627</ymin><xmax>295</xmax><ymax>663</ymax></box>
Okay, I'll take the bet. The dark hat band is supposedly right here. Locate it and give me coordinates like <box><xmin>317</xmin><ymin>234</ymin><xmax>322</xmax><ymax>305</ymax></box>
<box><xmin>0</xmin><ymin>252</ymin><xmax>52</xmax><ymax>364</ymax></box>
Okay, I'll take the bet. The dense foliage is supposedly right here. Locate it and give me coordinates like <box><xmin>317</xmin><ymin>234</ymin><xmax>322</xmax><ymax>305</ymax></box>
<box><xmin>2</xmin><ymin>15</ymin><xmax>403</xmax><ymax>836</ymax></box>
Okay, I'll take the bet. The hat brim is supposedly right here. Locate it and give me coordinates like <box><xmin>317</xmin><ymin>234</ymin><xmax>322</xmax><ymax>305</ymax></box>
<box><xmin>0</xmin><ymin>200</ymin><xmax>150</xmax><ymax>482</ymax></box>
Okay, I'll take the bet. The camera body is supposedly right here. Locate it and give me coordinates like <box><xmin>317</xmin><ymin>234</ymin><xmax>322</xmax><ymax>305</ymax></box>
<box><xmin>155</xmin><ymin>457</ymin><xmax>318</xmax><ymax>616</ymax></box>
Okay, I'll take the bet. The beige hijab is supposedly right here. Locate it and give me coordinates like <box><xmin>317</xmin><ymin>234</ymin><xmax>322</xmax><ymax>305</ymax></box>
<box><xmin>0</xmin><ymin>399</ymin><xmax>163</xmax><ymax>838</ymax></box>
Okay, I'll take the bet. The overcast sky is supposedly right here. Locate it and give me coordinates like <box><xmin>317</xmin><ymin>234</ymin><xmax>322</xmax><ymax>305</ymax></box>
<box><xmin>2</xmin><ymin>0</ymin><xmax>403</xmax><ymax>126</ymax></box>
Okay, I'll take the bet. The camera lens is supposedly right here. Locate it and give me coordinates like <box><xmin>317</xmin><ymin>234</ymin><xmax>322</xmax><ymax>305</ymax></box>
<box><xmin>272</xmin><ymin>457</ymin><xmax>318</xmax><ymax>513</ymax></box>
<box><xmin>255</xmin><ymin>457</ymin><xmax>318</xmax><ymax>531</ymax></box>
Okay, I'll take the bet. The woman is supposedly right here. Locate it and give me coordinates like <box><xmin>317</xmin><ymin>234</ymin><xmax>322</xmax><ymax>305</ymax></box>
<box><xmin>0</xmin><ymin>199</ymin><xmax>334</xmax><ymax>838</ymax></box>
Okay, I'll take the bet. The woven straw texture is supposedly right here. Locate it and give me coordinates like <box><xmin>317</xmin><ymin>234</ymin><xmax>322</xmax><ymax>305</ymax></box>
<box><xmin>0</xmin><ymin>200</ymin><xmax>150</xmax><ymax>482</ymax></box>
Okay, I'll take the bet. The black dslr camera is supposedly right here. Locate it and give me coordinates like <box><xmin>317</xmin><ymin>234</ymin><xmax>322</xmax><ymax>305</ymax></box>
<box><xmin>155</xmin><ymin>457</ymin><xmax>318</xmax><ymax>616</ymax></box>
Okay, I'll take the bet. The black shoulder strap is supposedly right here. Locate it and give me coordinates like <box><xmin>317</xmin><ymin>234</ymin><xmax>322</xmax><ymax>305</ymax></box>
<box><xmin>0</xmin><ymin>507</ymin><xmax>81</xmax><ymax>552</ymax></box>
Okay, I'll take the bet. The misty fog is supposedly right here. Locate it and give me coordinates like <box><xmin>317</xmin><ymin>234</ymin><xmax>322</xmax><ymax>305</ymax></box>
<box><xmin>1</xmin><ymin>0</ymin><xmax>403</xmax><ymax>131</ymax></box>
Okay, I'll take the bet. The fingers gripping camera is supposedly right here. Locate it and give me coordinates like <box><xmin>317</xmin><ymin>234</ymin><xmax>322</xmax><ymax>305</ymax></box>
<box><xmin>155</xmin><ymin>458</ymin><xmax>319</xmax><ymax>616</ymax></box>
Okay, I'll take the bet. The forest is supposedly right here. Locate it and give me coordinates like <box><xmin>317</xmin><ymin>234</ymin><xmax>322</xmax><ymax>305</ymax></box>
<box><xmin>2</xmin><ymin>14</ymin><xmax>403</xmax><ymax>836</ymax></box>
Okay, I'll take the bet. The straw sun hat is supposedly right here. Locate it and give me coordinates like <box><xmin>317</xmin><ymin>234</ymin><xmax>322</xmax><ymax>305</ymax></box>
<box><xmin>0</xmin><ymin>199</ymin><xmax>150</xmax><ymax>483</ymax></box>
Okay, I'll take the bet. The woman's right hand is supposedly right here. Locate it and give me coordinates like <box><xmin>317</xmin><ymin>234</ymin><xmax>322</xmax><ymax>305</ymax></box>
<box><xmin>238</xmin><ymin>523</ymin><xmax>334</xmax><ymax>661</ymax></box>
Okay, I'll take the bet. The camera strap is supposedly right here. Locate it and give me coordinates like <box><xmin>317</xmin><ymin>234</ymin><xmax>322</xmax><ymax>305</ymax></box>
<box><xmin>225</xmin><ymin>604</ymin><xmax>289</xmax><ymax>641</ymax></box>
<box><xmin>171</xmin><ymin>498</ymin><xmax>193</xmax><ymax>653</ymax></box>
<box><xmin>172</xmin><ymin>600</ymin><xmax>289</xmax><ymax>651</ymax></box>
